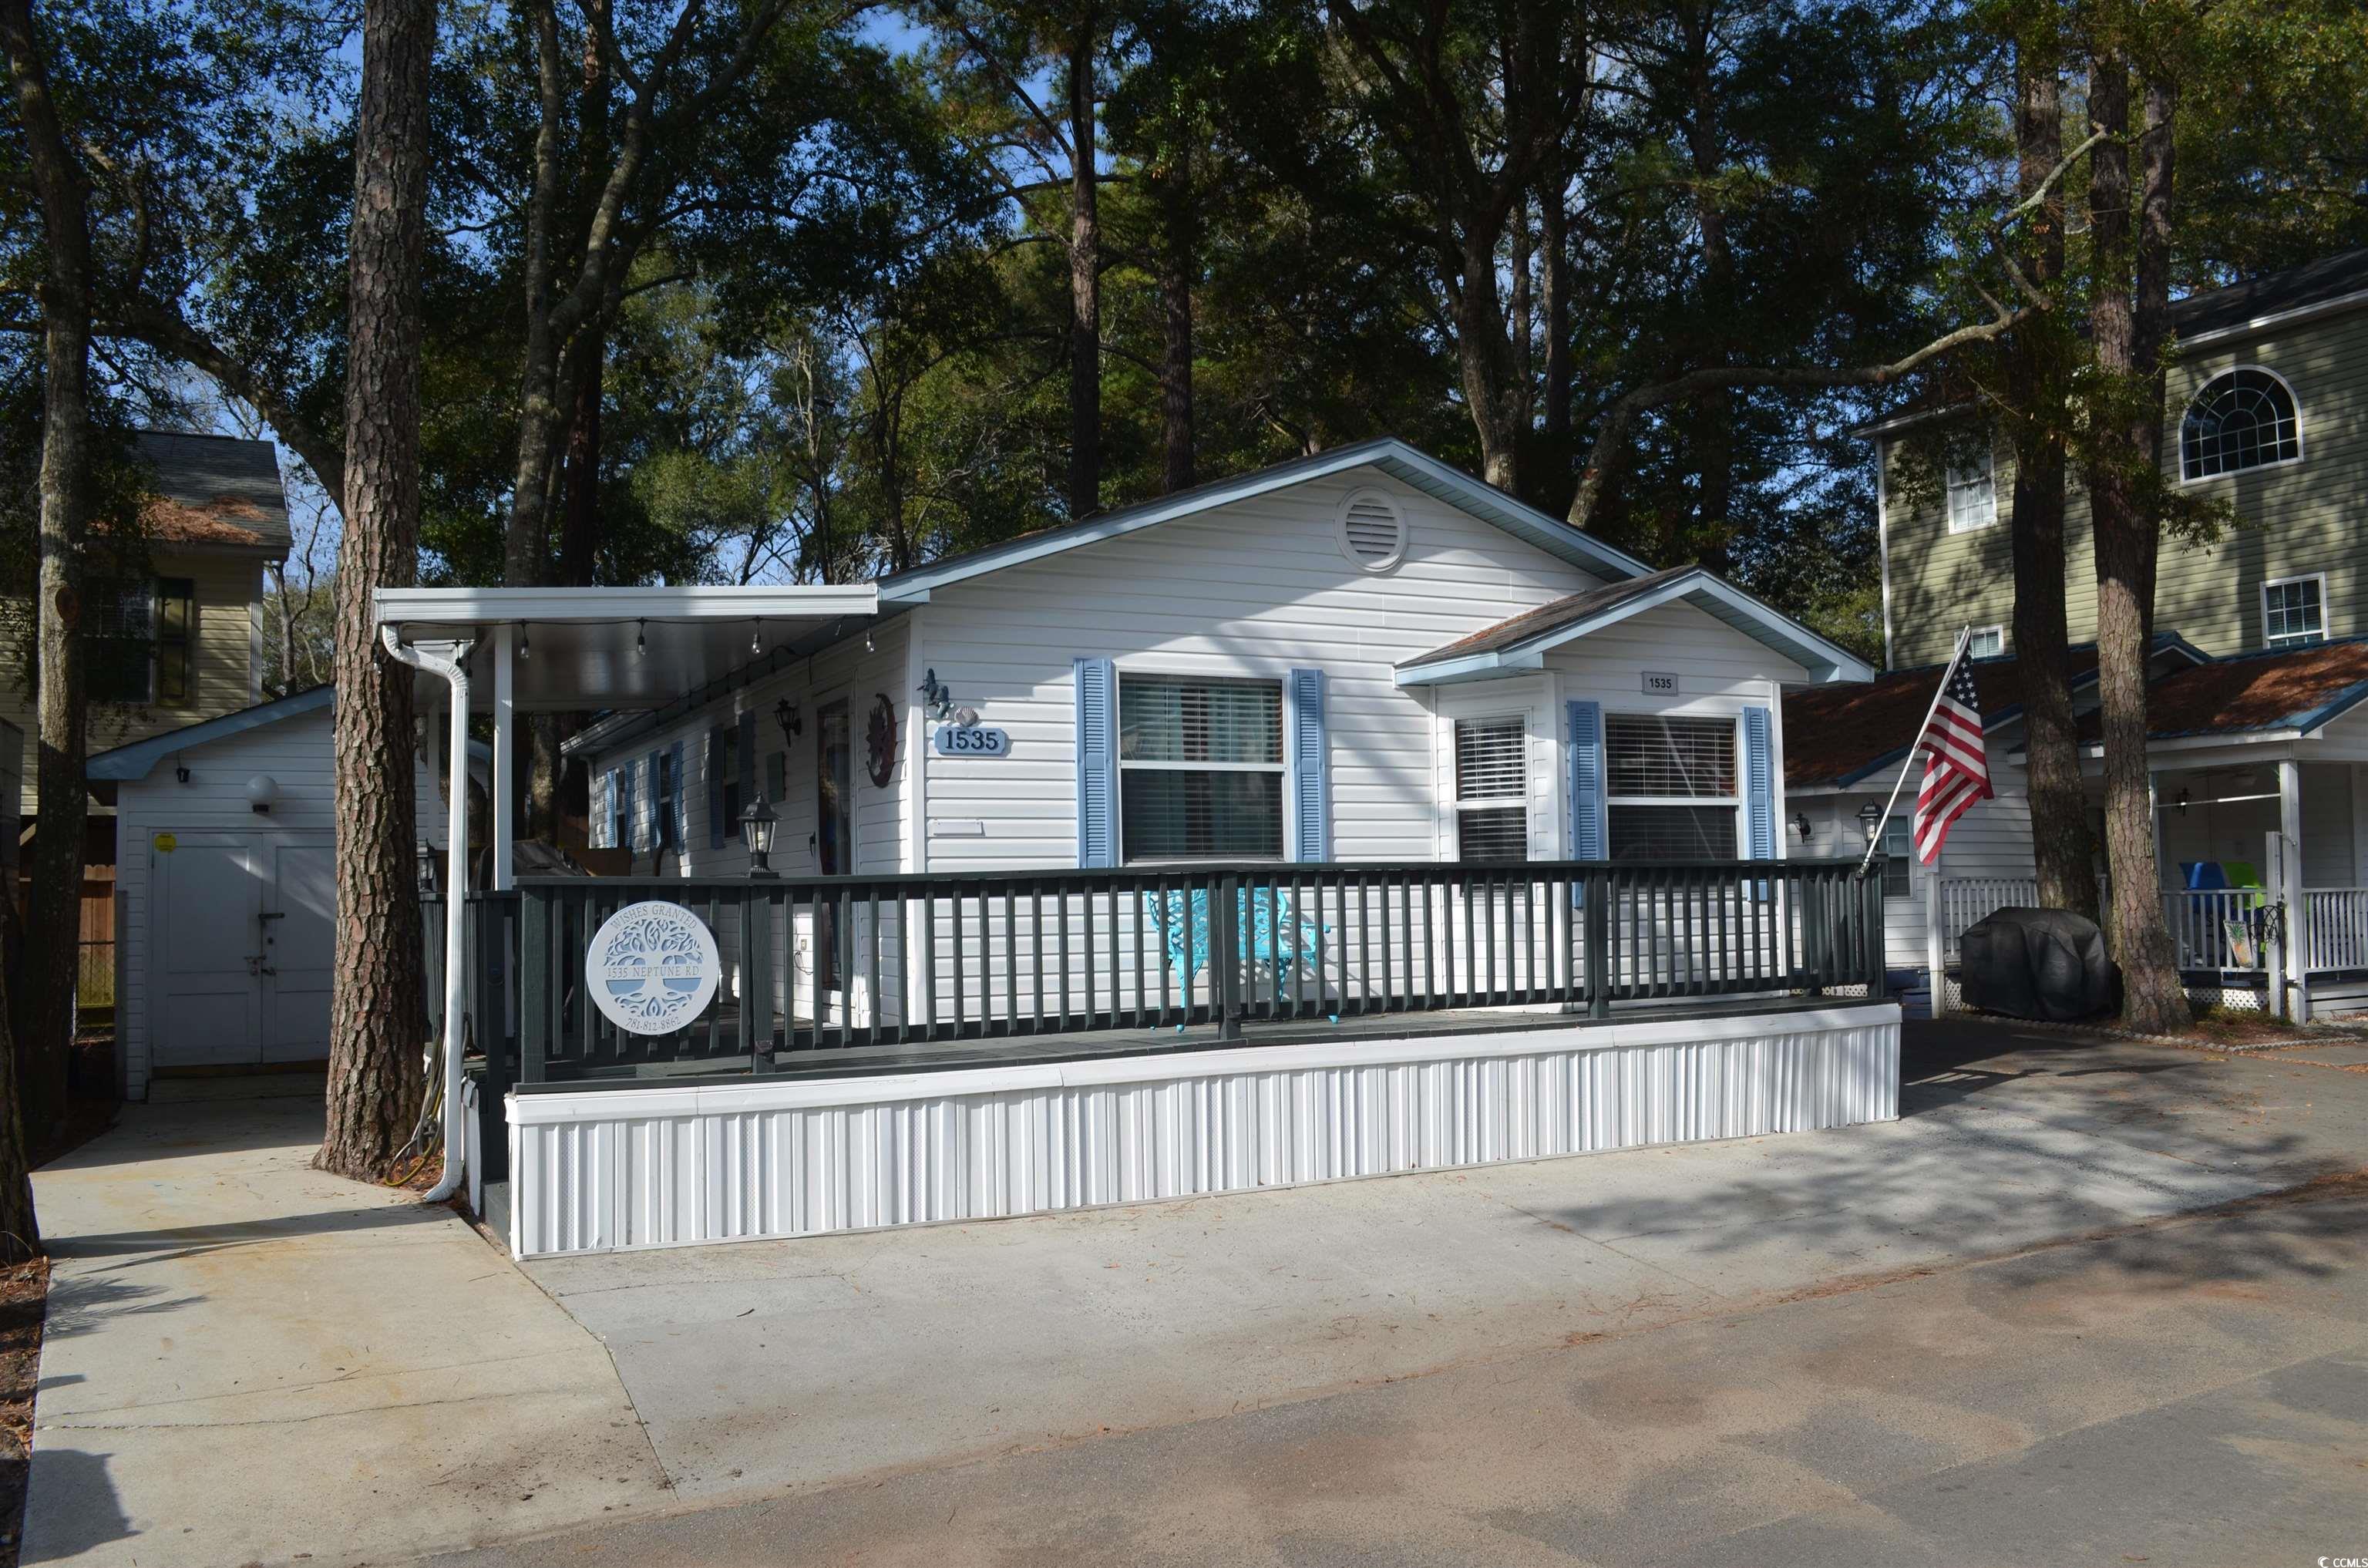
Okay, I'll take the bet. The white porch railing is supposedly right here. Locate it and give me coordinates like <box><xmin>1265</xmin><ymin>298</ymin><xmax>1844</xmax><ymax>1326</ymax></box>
<box><xmin>2159</xmin><ymin>889</ymin><xmax>2268</xmax><ymax>971</ymax></box>
<box><xmin>2302</xmin><ymin>888</ymin><xmax>2368</xmax><ymax>973</ymax></box>
<box><xmin>1939</xmin><ymin>878</ymin><xmax>2368</xmax><ymax>977</ymax></box>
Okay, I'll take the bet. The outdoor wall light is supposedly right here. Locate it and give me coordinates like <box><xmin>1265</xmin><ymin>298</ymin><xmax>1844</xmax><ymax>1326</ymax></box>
<box><xmin>246</xmin><ymin>774</ymin><xmax>281</xmax><ymax>815</ymax></box>
<box><xmin>174</xmin><ymin>762</ymin><xmax>191</xmax><ymax>784</ymax></box>
<box><xmin>1858</xmin><ymin>799</ymin><xmax>1885</xmax><ymax>843</ymax></box>
<box><xmin>416</xmin><ymin>839</ymin><xmax>438</xmax><ymax>895</ymax></box>
<box><xmin>1793</xmin><ymin>810</ymin><xmax>1815</xmax><ymax>843</ymax></box>
<box><xmin>740</xmin><ymin>794</ymin><xmax>779</xmax><ymax>875</ymax></box>
<box><xmin>775</xmin><ymin>696</ymin><xmax>802</xmax><ymax>742</ymax></box>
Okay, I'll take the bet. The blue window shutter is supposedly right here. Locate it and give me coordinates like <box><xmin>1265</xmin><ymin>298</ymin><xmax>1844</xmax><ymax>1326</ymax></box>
<box><xmin>1566</xmin><ymin>701</ymin><xmax>1604</xmax><ymax>860</ymax></box>
<box><xmin>670</xmin><ymin>739</ymin><xmax>688</xmax><ymax>853</ymax></box>
<box><xmin>737</xmin><ymin>710</ymin><xmax>758</xmax><ymax>816</ymax></box>
<box><xmin>1744</xmin><ymin>707</ymin><xmax>1774</xmax><ymax>860</ymax></box>
<box><xmin>706</xmin><ymin>726</ymin><xmax>727</xmax><ymax>849</ymax></box>
<box><xmin>643</xmin><ymin>753</ymin><xmax>661</xmax><ymax>852</ymax></box>
<box><xmin>1287</xmin><ymin>668</ymin><xmax>1329</xmax><ymax>862</ymax></box>
<box><xmin>1075</xmin><ymin>657</ymin><xmax>1117</xmax><ymax>868</ymax></box>
<box><xmin>617</xmin><ymin>768</ymin><xmax>634</xmax><ymax>853</ymax></box>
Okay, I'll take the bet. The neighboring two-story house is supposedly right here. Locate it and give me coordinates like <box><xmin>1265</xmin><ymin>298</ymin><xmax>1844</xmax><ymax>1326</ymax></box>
<box><xmin>5</xmin><ymin>432</ymin><xmax>289</xmax><ymax>1007</ymax></box>
<box><xmin>1788</xmin><ymin>247</ymin><xmax>2368</xmax><ymax>1018</ymax></box>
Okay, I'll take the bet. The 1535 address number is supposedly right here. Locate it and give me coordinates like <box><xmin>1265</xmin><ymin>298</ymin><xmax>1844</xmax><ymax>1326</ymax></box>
<box><xmin>933</xmin><ymin>725</ymin><xmax>1011</xmax><ymax>757</ymax></box>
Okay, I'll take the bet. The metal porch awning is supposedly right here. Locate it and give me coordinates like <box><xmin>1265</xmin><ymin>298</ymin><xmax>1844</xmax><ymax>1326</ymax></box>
<box><xmin>373</xmin><ymin>585</ymin><xmax>881</xmax><ymax>712</ymax></box>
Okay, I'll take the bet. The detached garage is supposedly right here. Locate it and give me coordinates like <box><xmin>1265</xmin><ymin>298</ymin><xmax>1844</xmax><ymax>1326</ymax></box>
<box><xmin>87</xmin><ymin>686</ymin><xmax>447</xmax><ymax>1099</ymax></box>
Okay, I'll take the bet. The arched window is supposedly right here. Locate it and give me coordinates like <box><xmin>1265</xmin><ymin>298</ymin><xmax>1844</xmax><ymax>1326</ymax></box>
<box><xmin>2180</xmin><ymin>368</ymin><xmax>2300</xmax><ymax>480</ymax></box>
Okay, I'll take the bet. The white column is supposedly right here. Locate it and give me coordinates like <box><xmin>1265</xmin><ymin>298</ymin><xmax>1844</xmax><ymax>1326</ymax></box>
<box><xmin>1924</xmin><ymin>842</ymin><xmax>1946</xmax><ymax>1017</ymax></box>
<box><xmin>2279</xmin><ymin>756</ymin><xmax>2306</xmax><ymax>1020</ymax></box>
<box><xmin>493</xmin><ymin>621</ymin><xmax>516</xmax><ymax>892</ymax></box>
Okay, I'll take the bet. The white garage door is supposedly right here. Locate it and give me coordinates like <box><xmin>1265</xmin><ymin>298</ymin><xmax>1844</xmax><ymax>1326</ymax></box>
<box><xmin>153</xmin><ymin>832</ymin><xmax>337</xmax><ymax>1070</ymax></box>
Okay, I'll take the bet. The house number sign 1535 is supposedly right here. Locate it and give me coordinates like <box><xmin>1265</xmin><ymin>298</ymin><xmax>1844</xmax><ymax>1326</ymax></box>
<box><xmin>1641</xmin><ymin>671</ymin><xmax>1680</xmax><ymax>696</ymax></box>
<box><xmin>933</xmin><ymin>725</ymin><xmax>1012</xmax><ymax>757</ymax></box>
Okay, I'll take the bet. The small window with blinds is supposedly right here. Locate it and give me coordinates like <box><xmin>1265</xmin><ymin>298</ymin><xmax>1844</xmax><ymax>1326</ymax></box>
<box><xmin>1604</xmin><ymin>714</ymin><xmax>1738</xmax><ymax>862</ymax></box>
<box><xmin>1336</xmin><ymin>489</ymin><xmax>1408</xmax><ymax>572</ymax></box>
<box><xmin>1453</xmin><ymin>715</ymin><xmax>1529</xmax><ymax>863</ymax></box>
<box><xmin>1118</xmin><ymin>675</ymin><xmax>1284</xmax><ymax>861</ymax></box>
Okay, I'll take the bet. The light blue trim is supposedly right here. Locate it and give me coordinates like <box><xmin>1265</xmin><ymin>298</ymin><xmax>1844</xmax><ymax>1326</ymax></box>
<box><xmin>1287</xmin><ymin>668</ymin><xmax>1329</xmax><ymax>861</ymax></box>
<box><xmin>1398</xmin><ymin>570</ymin><xmax>1874</xmax><ymax>688</ymax></box>
<box><xmin>1075</xmin><ymin>657</ymin><xmax>1118</xmax><ymax>868</ymax></box>
<box><xmin>1744</xmin><ymin>706</ymin><xmax>1775</xmax><ymax>898</ymax></box>
<box><xmin>876</xmin><ymin>439</ymin><xmax>1655</xmax><ymax>604</ymax></box>
<box><xmin>669</xmin><ymin>739</ymin><xmax>687</xmax><ymax>852</ymax></box>
<box><xmin>86</xmin><ymin>685</ymin><xmax>334</xmax><ymax>779</ymax></box>
<box><xmin>1566</xmin><ymin>701</ymin><xmax>1604</xmax><ymax>860</ymax></box>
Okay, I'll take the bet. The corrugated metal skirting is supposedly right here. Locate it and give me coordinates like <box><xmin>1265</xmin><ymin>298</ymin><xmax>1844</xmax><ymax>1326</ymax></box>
<box><xmin>509</xmin><ymin>1004</ymin><xmax>1899</xmax><ymax>1257</ymax></box>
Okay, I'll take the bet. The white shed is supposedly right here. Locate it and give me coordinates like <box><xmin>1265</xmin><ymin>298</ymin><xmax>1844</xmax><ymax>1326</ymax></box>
<box><xmin>88</xmin><ymin>687</ymin><xmax>447</xmax><ymax>1099</ymax></box>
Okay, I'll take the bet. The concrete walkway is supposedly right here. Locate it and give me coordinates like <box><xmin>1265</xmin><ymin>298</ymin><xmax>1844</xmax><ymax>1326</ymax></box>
<box><xmin>23</xmin><ymin>1092</ymin><xmax>671</xmax><ymax>1568</ymax></box>
<box><xmin>504</xmin><ymin>1021</ymin><xmax>2368</xmax><ymax>1518</ymax></box>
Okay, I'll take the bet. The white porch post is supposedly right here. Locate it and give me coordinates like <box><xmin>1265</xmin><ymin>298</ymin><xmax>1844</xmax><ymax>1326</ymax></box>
<box><xmin>2279</xmin><ymin>756</ymin><xmax>2307</xmax><ymax>1020</ymax></box>
<box><xmin>1924</xmin><ymin>846</ymin><xmax>1946</xmax><ymax>1017</ymax></box>
<box><xmin>493</xmin><ymin>621</ymin><xmax>516</xmax><ymax>892</ymax></box>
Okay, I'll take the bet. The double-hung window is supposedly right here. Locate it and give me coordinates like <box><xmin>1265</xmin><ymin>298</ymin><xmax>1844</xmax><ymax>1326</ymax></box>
<box><xmin>87</xmin><ymin>576</ymin><xmax>194</xmax><ymax>705</ymax></box>
<box><xmin>1968</xmin><ymin>624</ymin><xmax>2005</xmax><ymax>659</ymax></box>
<box><xmin>1604</xmin><ymin>715</ymin><xmax>1740</xmax><ymax>861</ymax></box>
<box><xmin>1118</xmin><ymin>675</ymin><xmax>1283</xmax><ymax>861</ymax></box>
<box><xmin>2262</xmin><ymin>575</ymin><xmax>2325</xmax><ymax>648</ymax></box>
<box><xmin>1879</xmin><ymin>813</ymin><xmax>1911</xmax><ymax>899</ymax></box>
<box><xmin>1946</xmin><ymin>453</ymin><xmax>1997</xmax><ymax>533</ymax></box>
<box><xmin>1452</xmin><ymin>716</ymin><xmax>1529</xmax><ymax>862</ymax></box>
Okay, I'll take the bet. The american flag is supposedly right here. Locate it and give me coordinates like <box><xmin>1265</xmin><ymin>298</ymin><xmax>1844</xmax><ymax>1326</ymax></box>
<box><xmin>1912</xmin><ymin>649</ymin><xmax>1992</xmax><ymax>863</ymax></box>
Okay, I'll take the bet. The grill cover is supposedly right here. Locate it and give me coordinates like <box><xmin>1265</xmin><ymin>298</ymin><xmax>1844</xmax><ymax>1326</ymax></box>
<box><xmin>1959</xmin><ymin>907</ymin><xmax>2116</xmax><ymax>1021</ymax></box>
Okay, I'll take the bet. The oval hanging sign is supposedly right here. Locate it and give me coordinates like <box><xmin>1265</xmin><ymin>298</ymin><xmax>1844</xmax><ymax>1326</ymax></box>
<box><xmin>587</xmin><ymin>900</ymin><xmax>722</xmax><ymax>1037</ymax></box>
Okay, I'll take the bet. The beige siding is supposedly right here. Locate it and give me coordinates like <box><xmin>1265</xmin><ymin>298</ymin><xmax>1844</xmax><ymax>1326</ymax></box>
<box><xmin>1885</xmin><ymin>305</ymin><xmax>2368</xmax><ymax>668</ymax></box>
<box><xmin>5</xmin><ymin>549</ymin><xmax>264</xmax><ymax>817</ymax></box>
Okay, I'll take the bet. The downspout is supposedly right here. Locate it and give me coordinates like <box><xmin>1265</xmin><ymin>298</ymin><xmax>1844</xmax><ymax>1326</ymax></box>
<box><xmin>381</xmin><ymin>625</ymin><xmax>474</xmax><ymax>1202</ymax></box>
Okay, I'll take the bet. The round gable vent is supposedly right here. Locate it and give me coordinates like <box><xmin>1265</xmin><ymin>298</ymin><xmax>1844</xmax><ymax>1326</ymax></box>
<box><xmin>1337</xmin><ymin>489</ymin><xmax>1408</xmax><ymax>572</ymax></box>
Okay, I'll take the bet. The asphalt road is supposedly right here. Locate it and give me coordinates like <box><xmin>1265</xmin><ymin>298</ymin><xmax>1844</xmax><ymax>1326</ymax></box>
<box><xmin>414</xmin><ymin>1027</ymin><xmax>2368</xmax><ymax>1568</ymax></box>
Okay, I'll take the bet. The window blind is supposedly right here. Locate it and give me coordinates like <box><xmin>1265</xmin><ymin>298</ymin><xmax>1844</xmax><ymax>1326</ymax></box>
<box><xmin>1605</xmin><ymin>715</ymin><xmax>1735</xmax><ymax>799</ymax></box>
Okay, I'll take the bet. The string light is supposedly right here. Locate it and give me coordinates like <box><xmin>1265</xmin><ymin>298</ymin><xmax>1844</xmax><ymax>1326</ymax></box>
<box><xmin>750</xmin><ymin>621</ymin><xmax>763</xmax><ymax>655</ymax></box>
<box><xmin>634</xmin><ymin>619</ymin><xmax>648</xmax><ymax>658</ymax></box>
<box><xmin>516</xmin><ymin>623</ymin><xmax>530</xmax><ymax>660</ymax></box>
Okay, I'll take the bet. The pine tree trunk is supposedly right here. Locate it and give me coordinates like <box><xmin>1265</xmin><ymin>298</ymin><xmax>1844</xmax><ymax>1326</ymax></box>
<box><xmin>1066</xmin><ymin>18</ymin><xmax>1102</xmax><ymax>519</ymax></box>
<box><xmin>0</xmin><ymin>896</ymin><xmax>40</xmax><ymax>1260</ymax></box>
<box><xmin>320</xmin><ymin>0</ymin><xmax>432</xmax><ymax>1180</ymax></box>
<box><xmin>2006</xmin><ymin>40</ymin><xmax>2096</xmax><ymax>921</ymax></box>
<box><xmin>1157</xmin><ymin>159</ymin><xmax>1195</xmax><ymax>495</ymax></box>
<box><xmin>2084</xmin><ymin>48</ymin><xmax>2187</xmax><ymax>1035</ymax></box>
<box><xmin>2</xmin><ymin>0</ymin><xmax>95</xmax><ymax>1144</ymax></box>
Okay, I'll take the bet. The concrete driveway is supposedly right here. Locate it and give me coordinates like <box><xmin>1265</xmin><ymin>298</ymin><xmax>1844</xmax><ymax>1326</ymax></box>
<box><xmin>432</xmin><ymin>1019</ymin><xmax>2368</xmax><ymax>1563</ymax></box>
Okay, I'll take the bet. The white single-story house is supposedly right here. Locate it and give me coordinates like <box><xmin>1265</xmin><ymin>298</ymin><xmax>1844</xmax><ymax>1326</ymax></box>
<box><xmin>1784</xmin><ymin>633</ymin><xmax>2368</xmax><ymax>1019</ymax></box>
<box><xmin>86</xmin><ymin>686</ymin><xmax>455</xmax><ymax>1099</ymax></box>
<box><xmin>375</xmin><ymin>439</ymin><xmax>1902</xmax><ymax>1257</ymax></box>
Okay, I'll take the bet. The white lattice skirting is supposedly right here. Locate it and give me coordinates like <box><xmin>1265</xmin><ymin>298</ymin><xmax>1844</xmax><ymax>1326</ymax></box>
<box><xmin>506</xmin><ymin>1002</ymin><xmax>1901</xmax><ymax>1258</ymax></box>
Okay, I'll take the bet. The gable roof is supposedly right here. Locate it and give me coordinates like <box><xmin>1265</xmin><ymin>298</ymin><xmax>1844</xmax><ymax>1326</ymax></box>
<box><xmin>1397</xmin><ymin>566</ymin><xmax>1876</xmax><ymax>687</ymax></box>
<box><xmin>2074</xmin><ymin>636</ymin><xmax>2368</xmax><ymax>744</ymax></box>
<box><xmin>87</xmin><ymin>685</ymin><xmax>332</xmax><ymax>780</ymax></box>
<box><xmin>1784</xmin><ymin>633</ymin><xmax>2210</xmax><ymax>789</ymax></box>
<box><xmin>132</xmin><ymin>430</ymin><xmax>292</xmax><ymax>553</ymax></box>
<box><xmin>872</xmin><ymin>438</ymin><xmax>1657</xmax><ymax>602</ymax></box>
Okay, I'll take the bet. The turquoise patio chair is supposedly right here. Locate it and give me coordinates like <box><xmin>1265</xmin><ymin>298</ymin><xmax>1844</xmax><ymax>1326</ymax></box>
<box><xmin>1142</xmin><ymin>885</ymin><xmax>1336</xmax><ymax>1028</ymax></box>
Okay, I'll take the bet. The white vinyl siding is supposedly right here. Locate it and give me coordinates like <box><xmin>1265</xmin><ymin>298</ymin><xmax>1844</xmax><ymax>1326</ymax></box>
<box><xmin>111</xmin><ymin>702</ymin><xmax>445</xmax><ymax>1099</ymax></box>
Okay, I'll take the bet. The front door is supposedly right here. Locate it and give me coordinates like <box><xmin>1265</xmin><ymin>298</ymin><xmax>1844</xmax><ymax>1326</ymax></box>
<box><xmin>261</xmin><ymin>838</ymin><xmax>336</xmax><ymax>1062</ymax></box>
<box><xmin>816</xmin><ymin>699</ymin><xmax>853</xmax><ymax>989</ymax></box>
<box><xmin>154</xmin><ymin>835</ymin><xmax>265</xmax><ymax>1068</ymax></box>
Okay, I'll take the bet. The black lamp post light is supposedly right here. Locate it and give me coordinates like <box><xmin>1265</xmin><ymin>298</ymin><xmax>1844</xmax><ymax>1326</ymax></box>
<box><xmin>741</xmin><ymin>794</ymin><xmax>779</xmax><ymax>876</ymax></box>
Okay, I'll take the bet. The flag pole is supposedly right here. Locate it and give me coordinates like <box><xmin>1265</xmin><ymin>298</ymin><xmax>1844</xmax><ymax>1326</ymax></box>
<box><xmin>1856</xmin><ymin>625</ymin><xmax>1975</xmax><ymax>877</ymax></box>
